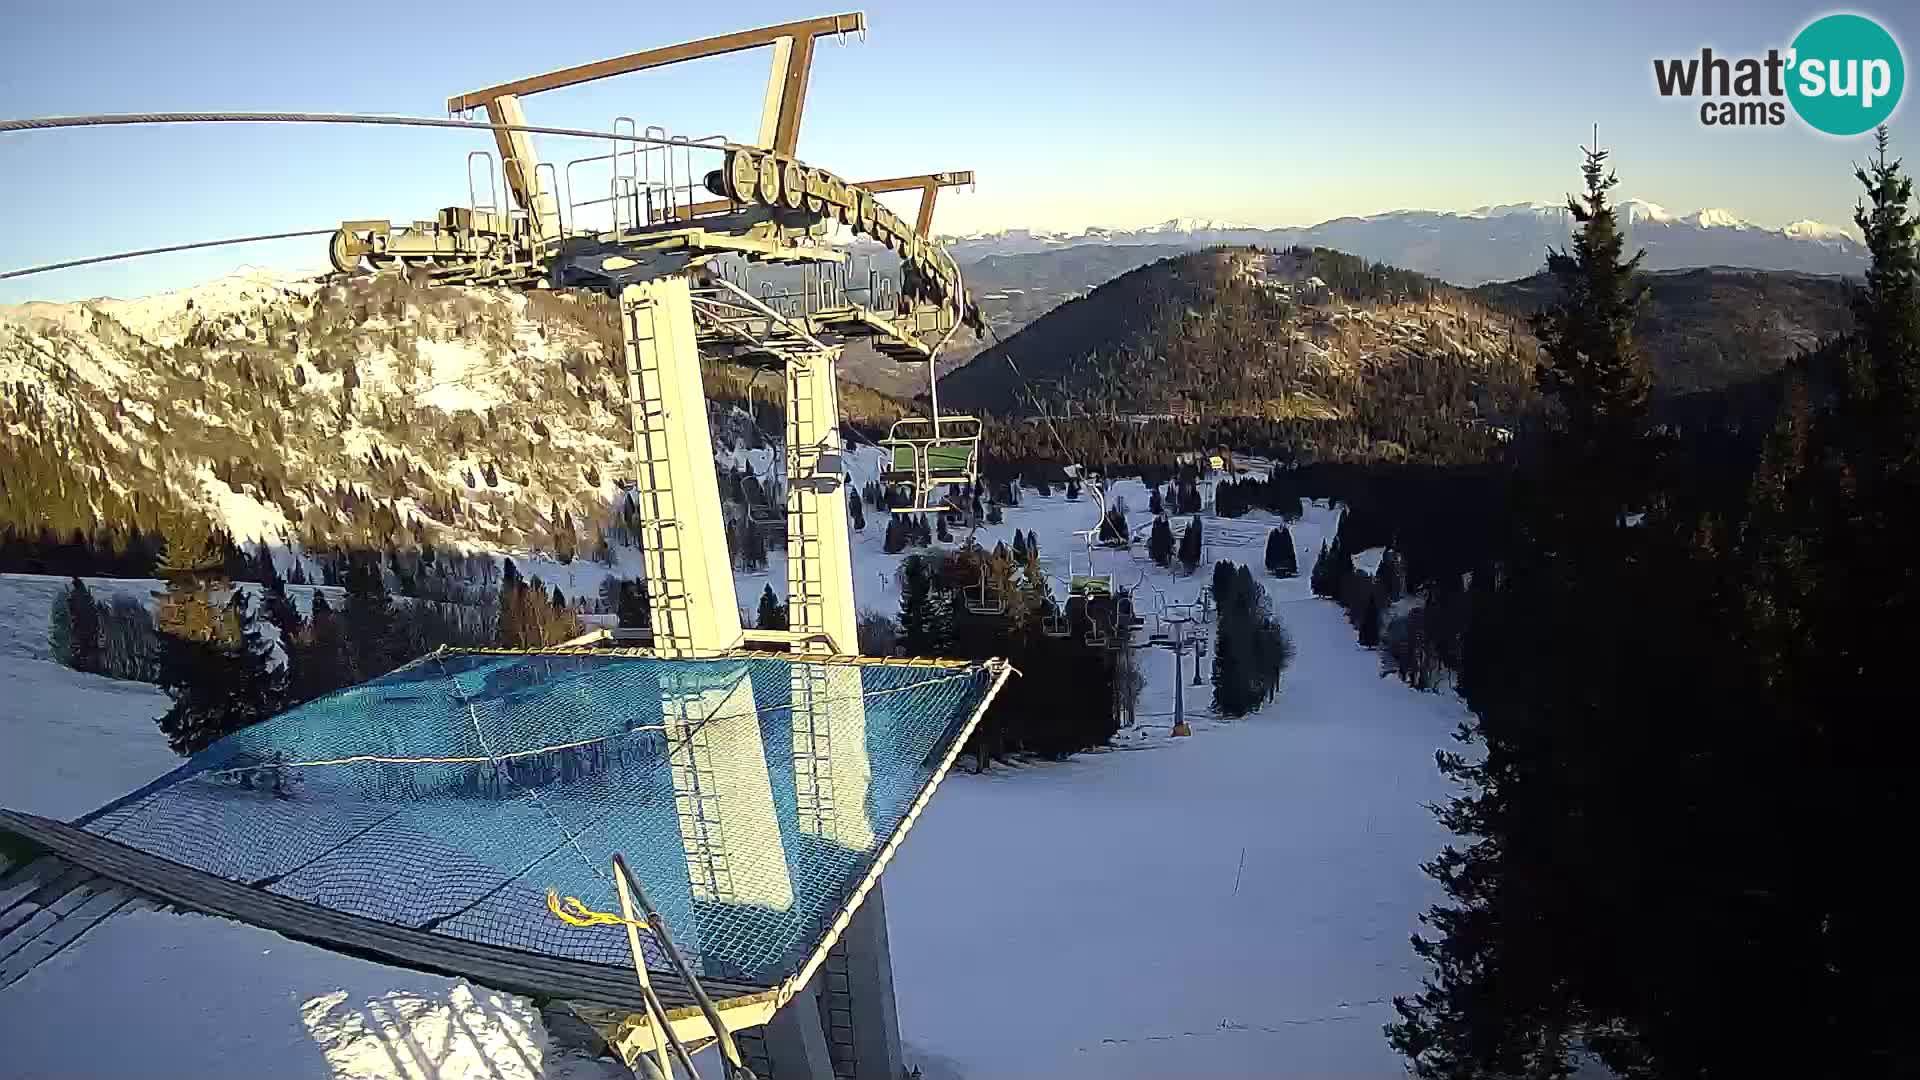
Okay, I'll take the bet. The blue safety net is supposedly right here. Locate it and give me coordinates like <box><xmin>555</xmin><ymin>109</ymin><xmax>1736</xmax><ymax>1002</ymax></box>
<box><xmin>82</xmin><ymin>649</ymin><xmax>998</xmax><ymax>988</ymax></box>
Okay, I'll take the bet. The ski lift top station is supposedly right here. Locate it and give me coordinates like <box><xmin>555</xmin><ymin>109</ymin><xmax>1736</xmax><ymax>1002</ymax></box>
<box><xmin>0</xmin><ymin>15</ymin><xmax>1017</xmax><ymax>1080</ymax></box>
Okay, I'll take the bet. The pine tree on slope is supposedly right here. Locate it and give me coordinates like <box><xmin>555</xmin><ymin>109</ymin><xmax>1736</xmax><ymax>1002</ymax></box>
<box><xmin>757</xmin><ymin>584</ymin><xmax>789</xmax><ymax>631</ymax></box>
<box><xmin>1149</xmin><ymin>516</ymin><xmax>1175</xmax><ymax>567</ymax></box>
<box><xmin>66</xmin><ymin>576</ymin><xmax>102</xmax><ymax>673</ymax></box>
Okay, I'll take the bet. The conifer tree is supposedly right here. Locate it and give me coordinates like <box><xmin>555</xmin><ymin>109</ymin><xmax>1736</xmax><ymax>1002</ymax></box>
<box><xmin>1149</xmin><ymin>516</ymin><xmax>1175</xmax><ymax>567</ymax></box>
<box><xmin>899</xmin><ymin>556</ymin><xmax>937</xmax><ymax>655</ymax></box>
<box><xmin>1357</xmin><ymin>591</ymin><xmax>1382</xmax><ymax>648</ymax></box>
<box><xmin>65</xmin><ymin>576</ymin><xmax>102</xmax><ymax>672</ymax></box>
<box><xmin>757</xmin><ymin>584</ymin><xmax>788</xmax><ymax>631</ymax></box>
<box><xmin>290</xmin><ymin>591</ymin><xmax>348</xmax><ymax>704</ymax></box>
<box><xmin>344</xmin><ymin>553</ymin><xmax>397</xmax><ymax>680</ymax></box>
<box><xmin>1309</xmin><ymin>534</ymin><xmax>1352</xmax><ymax>598</ymax></box>
<box><xmin>156</xmin><ymin>590</ymin><xmax>283</xmax><ymax>755</ymax></box>
<box><xmin>1210</xmin><ymin>561</ymin><xmax>1251</xmax><ymax>716</ymax></box>
<box><xmin>616</xmin><ymin>578</ymin><xmax>651</xmax><ymax>628</ymax></box>
<box><xmin>552</xmin><ymin>502</ymin><xmax>577</xmax><ymax>565</ymax></box>
<box><xmin>1265</xmin><ymin>526</ymin><xmax>1298</xmax><ymax>578</ymax></box>
<box><xmin>1011</xmin><ymin>529</ymin><xmax>1028</xmax><ymax>564</ymax></box>
<box><xmin>1149</xmin><ymin>485</ymin><xmax>1165</xmax><ymax>516</ymax></box>
<box><xmin>848</xmin><ymin>489</ymin><xmax>865</xmax><ymax>532</ymax></box>
<box><xmin>1391</xmin><ymin>141</ymin><xmax>1666</xmax><ymax>1078</ymax></box>
<box><xmin>47</xmin><ymin>582</ymin><xmax>72</xmax><ymax>668</ymax></box>
<box><xmin>1532</xmin><ymin>140</ymin><xmax>1653</xmax><ymax>529</ymax></box>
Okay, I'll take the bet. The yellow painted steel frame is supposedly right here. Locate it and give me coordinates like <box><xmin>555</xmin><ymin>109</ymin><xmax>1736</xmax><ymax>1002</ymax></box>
<box><xmin>447</xmin><ymin>13</ymin><xmax>866</xmax><ymax>228</ymax></box>
<box><xmin>605</xmin><ymin>657</ymin><xmax>1017</xmax><ymax>1063</ymax></box>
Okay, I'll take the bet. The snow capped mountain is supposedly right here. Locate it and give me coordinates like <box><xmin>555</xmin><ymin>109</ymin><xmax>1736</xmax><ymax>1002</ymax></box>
<box><xmin>1784</xmin><ymin>219</ymin><xmax>1858</xmax><ymax>245</ymax></box>
<box><xmin>943</xmin><ymin>198</ymin><xmax>1867</xmax><ymax>285</ymax></box>
<box><xmin>1621</xmin><ymin>198</ymin><xmax>1681</xmax><ymax>224</ymax></box>
<box><xmin>1144</xmin><ymin>216</ymin><xmax>1256</xmax><ymax>234</ymax></box>
<box><xmin>1690</xmin><ymin>207</ymin><xmax>1752</xmax><ymax>229</ymax></box>
<box><xmin>1463</xmin><ymin>200</ymin><xmax>1569</xmax><ymax>220</ymax></box>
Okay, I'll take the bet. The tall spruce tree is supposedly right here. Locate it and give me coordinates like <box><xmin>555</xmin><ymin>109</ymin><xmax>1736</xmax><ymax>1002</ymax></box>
<box><xmin>1390</xmin><ymin>141</ymin><xmax>1687</xmax><ymax>1079</ymax></box>
<box><xmin>1265</xmin><ymin>526</ymin><xmax>1298</xmax><ymax>578</ymax></box>
<box><xmin>1531</xmin><ymin>140</ymin><xmax>1653</xmax><ymax>531</ymax></box>
<box><xmin>344</xmin><ymin>553</ymin><xmax>397</xmax><ymax>680</ymax></box>
<box><xmin>1712</xmin><ymin>129</ymin><xmax>1920</xmax><ymax>1074</ymax></box>
<box><xmin>1148</xmin><ymin>516</ymin><xmax>1175</xmax><ymax>567</ymax></box>
<box><xmin>1357</xmin><ymin>591</ymin><xmax>1382</xmax><ymax>648</ymax></box>
<box><xmin>65</xmin><ymin>576</ymin><xmax>102</xmax><ymax>673</ymax></box>
<box><xmin>898</xmin><ymin>556</ymin><xmax>937</xmax><ymax>655</ymax></box>
<box><xmin>156</xmin><ymin>590</ymin><xmax>283</xmax><ymax>755</ymax></box>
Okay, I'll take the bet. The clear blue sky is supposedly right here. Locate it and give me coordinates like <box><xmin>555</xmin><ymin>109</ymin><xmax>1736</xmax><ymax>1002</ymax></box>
<box><xmin>2</xmin><ymin>0</ymin><xmax>1913</xmax><ymax>302</ymax></box>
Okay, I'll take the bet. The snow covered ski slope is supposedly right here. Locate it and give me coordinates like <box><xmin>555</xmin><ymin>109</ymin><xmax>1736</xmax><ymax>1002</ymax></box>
<box><xmin>1</xmin><ymin>492</ymin><xmax>1462</xmax><ymax>1077</ymax></box>
<box><xmin>881</xmin><ymin>500</ymin><xmax>1464</xmax><ymax>1078</ymax></box>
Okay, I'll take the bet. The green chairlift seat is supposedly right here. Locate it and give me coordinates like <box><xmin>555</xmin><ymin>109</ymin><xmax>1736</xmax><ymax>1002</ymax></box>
<box><xmin>880</xmin><ymin>415</ymin><xmax>982</xmax><ymax>512</ymax></box>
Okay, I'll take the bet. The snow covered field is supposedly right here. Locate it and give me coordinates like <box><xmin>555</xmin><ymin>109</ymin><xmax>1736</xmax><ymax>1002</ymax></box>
<box><xmin>880</xmin><ymin>499</ymin><xmax>1460</xmax><ymax>1078</ymax></box>
<box><xmin>0</xmin><ymin>478</ymin><xmax>1463</xmax><ymax>1077</ymax></box>
<box><xmin>0</xmin><ymin>906</ymin><xmax>627</xmax><ymax>1080</ymax></box>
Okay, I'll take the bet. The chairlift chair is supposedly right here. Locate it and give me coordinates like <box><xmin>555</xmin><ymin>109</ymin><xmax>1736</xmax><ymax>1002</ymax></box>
<box><xmin>963</xmin><ymin>564</ymin><xmax>1006</xmax><ymax>616</ymax></box>
<box><xmin>1040</xmin><ymin>604</ymin><xmax>1072</xmax><ymax>639</ymax></box>
<box><xmin>1067</xmin><ymin>528</ymin><xmax>1115</xmax><ymax>598</ymax></box>
<box><xmin>1038</xmin><ymin>578</ymin><xmax>1073</xmax><ymax>638</ymax></box>
<box><xmin>880</xmin><ymin>414</ymin><xmax>982</xmax><ymax>513</ymax></box>
<box><xmin>1115</xmin><ymin>575</ymin><xmax>1152</xmax><ymax>630</ymax></box>
<box><xmin>746</xmin><ymin>474</ymin><xmax>785</xmax><ymax>526</ymax></box>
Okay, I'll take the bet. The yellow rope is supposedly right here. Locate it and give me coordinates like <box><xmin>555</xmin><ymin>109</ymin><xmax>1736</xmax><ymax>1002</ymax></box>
<box><xmin>547</xmin><ymin>888</ymin><xmax>647</xmax><ymax>929</ymax></box>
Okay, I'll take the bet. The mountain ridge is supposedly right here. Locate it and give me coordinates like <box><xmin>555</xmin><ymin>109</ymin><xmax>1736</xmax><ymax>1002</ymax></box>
<box><xmin>941</xmin><ymin>202</ymin><xmax>1864</xmax><ymax>286</ymax></box>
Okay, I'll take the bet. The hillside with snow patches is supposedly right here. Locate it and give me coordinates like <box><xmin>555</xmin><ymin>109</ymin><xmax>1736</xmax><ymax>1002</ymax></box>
<box><xmin>0</xmin><ymin>269</ymin><xmax>762</xmax><ymax>554</ymax></box>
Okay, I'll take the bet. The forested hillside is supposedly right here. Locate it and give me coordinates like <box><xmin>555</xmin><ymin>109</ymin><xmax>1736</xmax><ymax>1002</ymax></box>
<box><xmin>1475</xmin><ymin>265</ymin><xmax>1854</xmax><ymax>393</ymax></box>
<box><xmin>0</xmin><ymin>270</ymin><xmax>905</xmax><ymax>569</ymax></box>
<box><xmin>942</xmin><ymin>247</ymin><xmax>1539</xmax><ymax>469</ymax></box>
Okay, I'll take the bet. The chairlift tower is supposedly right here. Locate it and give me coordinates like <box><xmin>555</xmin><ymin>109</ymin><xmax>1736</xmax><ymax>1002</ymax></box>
<box><xmin>321</xmin><ymin>14</ymin><xmax>984</xmax><ymax>1077</ymax></box>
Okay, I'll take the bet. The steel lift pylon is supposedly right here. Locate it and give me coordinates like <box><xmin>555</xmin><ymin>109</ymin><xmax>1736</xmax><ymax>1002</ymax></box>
<box><xmin>320</xmin><ymin>14</ymin><xmax>989</xmax><ymax>1079</ymax></box>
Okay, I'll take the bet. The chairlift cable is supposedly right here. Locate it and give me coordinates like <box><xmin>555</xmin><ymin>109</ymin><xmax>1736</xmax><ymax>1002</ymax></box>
<box><xmin>0</xmin><ymin>110</ymin><xmax>733</xmax><ymax>148</ymax></box>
